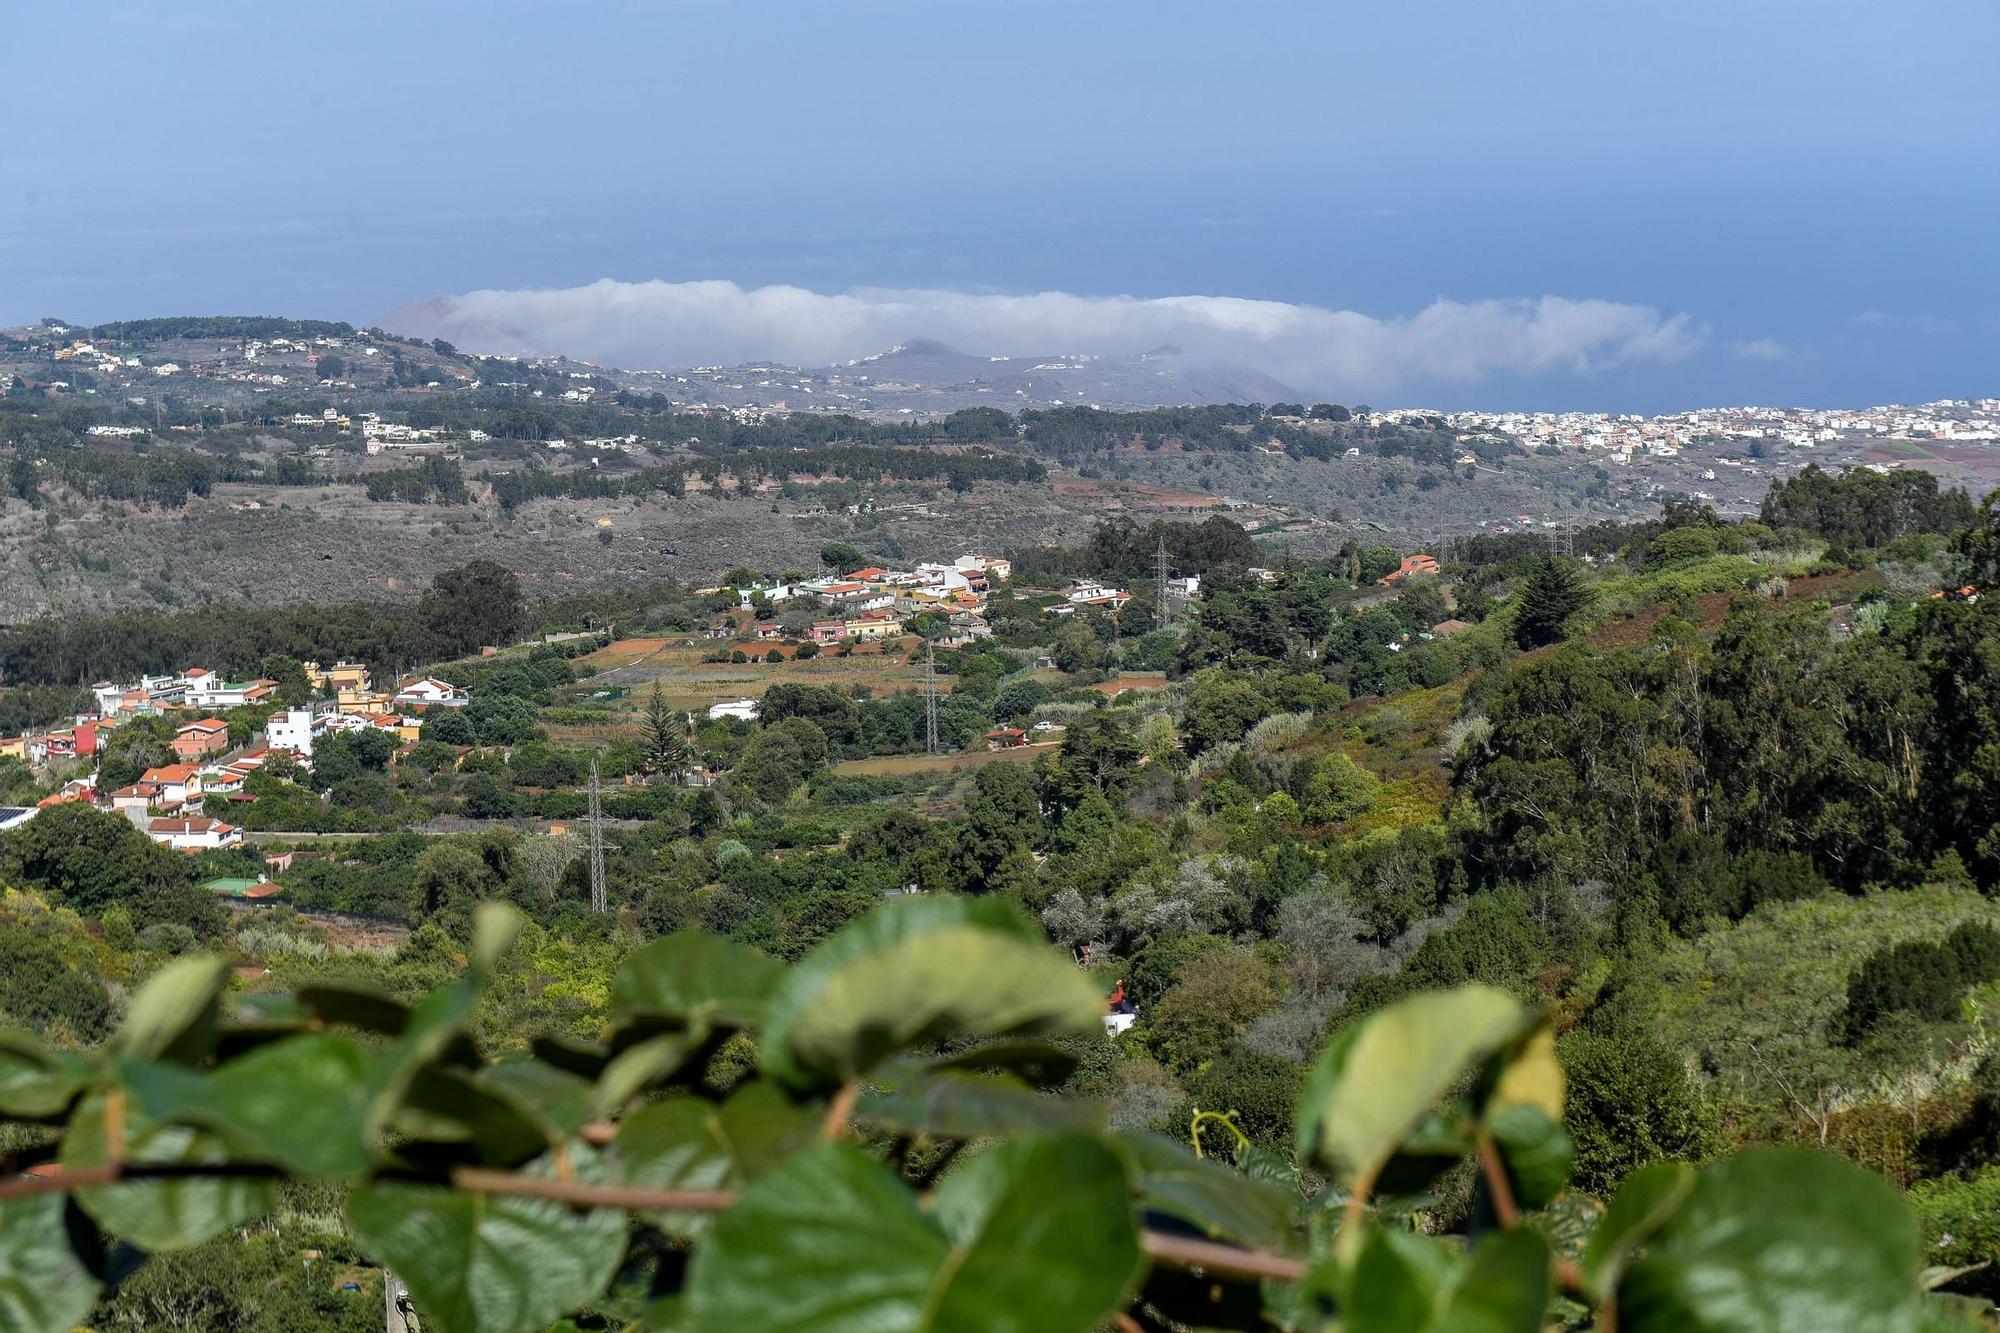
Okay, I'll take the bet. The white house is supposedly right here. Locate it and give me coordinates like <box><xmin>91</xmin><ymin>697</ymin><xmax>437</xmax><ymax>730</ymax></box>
<box><xmin>393</xmin><ymin>678</ymin><xmax>469</xmax><ymax>709</ymax></box>
<box><xmin>146</xmin><ymin>816</ymin><xmax>242</xmax><ymax>852</ymax></box>
<box><xmin>707</xmin><ymin>698</ymin><xmax>760</xmax><ymax>722</ymax></box>
<box><xmin>266</xmin><ymin>707</ymin><xmax>325</xmax><ymax>756</ymax></box>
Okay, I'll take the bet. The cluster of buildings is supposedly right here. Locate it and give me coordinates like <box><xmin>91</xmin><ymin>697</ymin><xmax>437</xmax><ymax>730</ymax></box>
<box><xmin>727</xmin><ymin>553</ymin><xmax>1017</xmax><ymax>649</ymax></box>
<box><xmin>0</xmin><ymin>660</ymin><xmax>469</xmax><ymax>853</ymax></box>
<box><xmin>1431</xmin><ymin>399</ymin><xmax>2000</xmax><ymax>460</ymax></box>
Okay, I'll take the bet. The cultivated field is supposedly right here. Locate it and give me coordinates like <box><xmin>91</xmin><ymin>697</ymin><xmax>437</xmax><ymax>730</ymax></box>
<box><xmin>575</xmin><ymin>636</ymin><xmax>933</xmax><ymax>712</ymax></box>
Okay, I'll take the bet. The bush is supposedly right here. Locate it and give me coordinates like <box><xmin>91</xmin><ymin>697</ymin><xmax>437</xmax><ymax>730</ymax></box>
<box><xmin>1910</xmin><ymin>1166</ymin><xmax>2000</xmax><ymax>1299</ymax></box>
<box><xmin>1184</xmin><ymin>1050</ymin><xmax>1304</xmax><ymax>1151</ymax></box>
<box><xmin>1842</xmin><ymin>921</ymin><xmax>2000</xmax><ymax>1042</ymax></box>
<box><xmin>1560</xmin><ymin>1023</ymin><xmax>1719</xmax><ymax>1196</ymax></box>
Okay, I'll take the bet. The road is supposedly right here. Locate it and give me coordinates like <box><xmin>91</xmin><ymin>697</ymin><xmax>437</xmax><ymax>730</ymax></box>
<box><xmin>387</xmin><ymin>1273</ymin><xmax>419</xmax><ymax>1331</ymax></box>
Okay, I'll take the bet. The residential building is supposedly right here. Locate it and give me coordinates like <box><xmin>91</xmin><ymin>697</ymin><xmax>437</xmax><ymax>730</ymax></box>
<box><xmin>707</xmin><ymin>698</ymin><xmax>760</xmax><ymax>722</ymax></box>
<box><xmin>171</xmin><ymin>719</ymin><xmax>231</xmax><ymax>761</ymax></box>
<box><xmin>306</xmin><ymin>660</ymin><xmax>373</xmax><ymax>694</ymax></box>
<box><xmin>985</xmin><ymin>726</ymin><xmax>1030</xmax><ymax>750</ymax></box>
<box><xmin>1379</xmin><ymin>554</ymin><xmax>1441</xmax><ymax>587</ymax></box>
<box><xmin>147</xmin><ymin>815</ymin><xmax>242</xmax><ymax>852</ymax></box>
<box><xmin>266</xmin><ymin>707</ymin><xmax>326</xmax><ymax>757</ymax></box>
<box><xmin>393</xmin><ymin>677</ymin><xmax>469</xmax><ymax>709</ymax></box>
<box><xmin>138</xmin><ymin>764</ymin><xmax>205</xmax><ymax>812</ymax></box>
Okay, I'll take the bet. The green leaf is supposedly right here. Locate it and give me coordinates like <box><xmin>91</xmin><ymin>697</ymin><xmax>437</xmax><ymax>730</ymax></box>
<box><xmin>929</xmin><ymin>1039</ymin><xmax>1079</xmax><ymax>1087</ymax></box>
<box><xmin>531</xmin><ymin>1033</ymin><xmax>611</xmax><ymax>1081</ymax></box>
<box><xmin>760</xmin><ymin>898</ymin><xmax>1102</xmax><ymax>1091</ymax></box>
<box><xmin>119</xmin><ymin>1032</ymin><xmax>378</xmax><ymax>1176</ymax></box>
<box><xmin>1439</xmin><ymin>1229</ymin><xmax>1551</xmax><ymax>1333</ymax></box>
<box><xmin>296</xmin><ymin>982</ymin><xmax>412</xmax><ymax>1035</ymax></box>
<box><xmin>611</xmin><ymin>931</ymin><xmax>783</xmax><ymax>1033</ymax></box>
<box><xmin>1616</xmin><ymin>1147</ymin><xmax>1925</xmax><ymax>1333</ymax></box>
<box><xmin>856</xmin><ymin>1071</ymin><xmax>1104</xmax><ymax>1140</ymax></box>
<box><xmin>607</xmin><ymin>1083</ymin><xmax>817</xmax><ymax>1236</ymax></box>
<box><xmin>0</xmin><ymin>1194</ymin><xmax>100</xmax><ymax>1333</ymax></box>
<box><xmin>62</xmin><ymin>1090</ymin><xmax>274</xmax><ymax>1251</ymax></box>
<box><xmin>346</xmin><ymin>1143</ymin><xmax>626</xmax><ymax>1333</ymax></box>
<box><xmin>364</xmin><ymin>961</ymin><xmax>492</xmax><ymax>1136</ymax></box>
<box><xmin>1484</xmin><ymin>1104</ymin><xmax>1573</xmax><ymax>1208</ymax></box>
<box><xmin>1342</xmin><ymin>1226</ymin><xmax>1460</xmax><ymax>1332</ymax></box>
<box><xmin>685</xmin><ymin>1142</ymin><xmax>947</xmax><ymax>1333</ymax></box>
<box><xmin>593</xmin><ymin>1029</ymin><xmax>712</xmax><ymax>1118</ymax></box>
<box><xmin>0</xmin><ymin>1031</ymin><xmax>89</xmax><ymax>1120</ymax></box>
<box><xmin>389</xmin><ymin>1067</ymin><xmax>546</xmax><ymax>1166</ymax></box>
<box><xmin>477</xmin><ymin>1059</ymin><xmax>595</xmax><ymax>1140</ymax></box>
<box><xmin>685</xmin><ymin>1135</ymin><xmax>1140</xmax><ymax>1333</ymax></box>
<box><xmin>922</xmin><ymin>1134</ymin><xmax>1144</xmax><ymax>1331</ymax></box>
<box><xmin>114</xmin><ymin>955</ymin><xmax>231</xmax><ymax>1064</ymax></box>
<box><xmin>1338</xmin><ymin>1226</ymin><xmax>1548</xmax><ymax>1333</ymax></box>
<box><xmin>1296</xmin><ymin>985</ymin><xmax>1530</xmax><ymax>1187</ymax></box>
<box><xmin>470</xmin><ymin>900</ymin><xmax>524</xmax><ymax>972</ymax></box>
<box><xmin>1583</xmin><ymin>1159</ymin><xmax>1694</xmax><ymax>1297</ymax></box>
<box><xmin>1486</xmin><ymin>1021</ymin><xmax>1563</xmax><ymax>1120</ymax></box>
<box><xmin>1113</xmin><ymin>1131</ymin><xmax>1301</xmax><ymax>1253</ymax></box>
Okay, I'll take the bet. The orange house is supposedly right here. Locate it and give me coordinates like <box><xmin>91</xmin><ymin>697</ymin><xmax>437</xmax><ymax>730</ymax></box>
<box><xmin>171</xmin><ymin>718</ymin><xmax>231</xmax><ymax>760</ymax></box>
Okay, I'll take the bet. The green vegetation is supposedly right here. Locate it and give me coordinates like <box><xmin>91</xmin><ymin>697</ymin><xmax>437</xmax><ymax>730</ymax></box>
<box><xmin>0</xmin><ymin>902</ymin><xmax>1961</xmax><ymax>1333</ymax></box>
<box><xmin>1</xmin><ymin>486</ymin><xmax>2000</xmax><ymax>1328</ymax></box>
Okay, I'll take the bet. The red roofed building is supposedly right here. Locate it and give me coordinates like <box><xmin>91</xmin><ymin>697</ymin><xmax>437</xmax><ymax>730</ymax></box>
<box><xmin>1379</xmin><ymin>554</ymin><xmax>1441</xmax><ymax>587</ymax></box>
<box><xmin>985</xmin><ymin>726</ymin><xmax>1029</xmax><ymax>750</ymax></box>
<box><xmin>147</xmin><ymin>815</ymin><xmax>242</xmax><ymax>852</ymax></box>
<box><xmin>172</xmin><ymin>718</ymin><xmax>231</xmax><ymax>760</ymax></box>
<box><xmin>138</xmin><ymin>764</ymin><xmax>204</xmax><ymax>811</ymax></box>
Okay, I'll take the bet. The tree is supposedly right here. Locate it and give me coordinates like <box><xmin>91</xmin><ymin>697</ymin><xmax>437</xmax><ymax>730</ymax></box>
<box><xmin>1560</xmin><ymin>1023</ymin><xmax>1719</xmax><ymax>1195</ymax></box>
<box><xmin>1182</xmin><ymin>671</ymin><xmax>1268</xmax><ymax>756</ymax></box>
<box><xmin>409</xmin><ymin>840</ymin><xmax>499</xmax><ymax>924</ymax></box>
<box><xmin>1512</xmin><ymin>555</ymin><xmax>1592</xmax><ymax>649</ymax></box>
<box><xmin>420</xmin><ymin>560</ymin><xmax>523</xmax><ymax>658</ymax></box>
<box><xmin>259</xmin><ymin>654</ymin><xmax>314</xmax><ymax>705</ymax></box>
<box><xmin>641</xmin><ymin>683</ymin><xmax>691</xmax><ymax>781</ymax></box>
<box><xmin>819</xmin><ymin>542</ymin><xmax>865</xmax><ymax>573</ymax></box>
<box><xmin>97</xmin><ymin>717</ymin><xmax>172</xmax><ymax>793</ymax></box>
<box><xmin>421</xmin><ymin>708</ymin><xmax>476</xmax><ymax>747</ymax></box>
<box><xmin>1149</xmin><ymin>946</ymin><xmax>1279</xmax><ymax>1071</ymax></box>
<box><xmin>1050</xmin><ymin>619</ymin><xmax>1102</xmax><ymax>675</ymax></box>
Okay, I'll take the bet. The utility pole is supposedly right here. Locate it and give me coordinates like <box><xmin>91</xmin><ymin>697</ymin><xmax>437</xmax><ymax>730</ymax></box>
<box><xmin>587</xmin><ymin>756</ymin><xmax>607</xmax><ymax>913</ymax></box>
<box><xmin>1155</xmin><ymin>530</ymin><xmax>1172</xmax><ymax>630</ymax></box>
<box><xmin>928</xmin><ymin>640</ymin><xmax>944</xmax><ymax>752</ymax></box>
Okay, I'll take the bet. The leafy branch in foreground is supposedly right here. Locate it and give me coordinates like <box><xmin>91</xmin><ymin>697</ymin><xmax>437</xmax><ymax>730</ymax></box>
<box><xmin>0</xmin><ymin>898</ymin><xmax>1973</xmax><ymax>1333</ymax></box>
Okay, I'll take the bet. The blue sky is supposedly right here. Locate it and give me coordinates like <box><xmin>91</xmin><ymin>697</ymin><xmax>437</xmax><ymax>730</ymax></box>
<box><xmin>2</xmin><ymin>0</ymin><xmax>1994</xmax><ymax>410</ymax></box>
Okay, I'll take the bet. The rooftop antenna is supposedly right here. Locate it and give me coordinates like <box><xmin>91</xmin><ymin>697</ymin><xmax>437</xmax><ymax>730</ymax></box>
<box><xmin>923</xmin><ymin>639</ymin><xmax>939</xmax><ymax>754</ymax></box>
<box><xmin>587</xmin><ymin>756</ymin><xmax>607</xmax><ymax>913</ymax></box>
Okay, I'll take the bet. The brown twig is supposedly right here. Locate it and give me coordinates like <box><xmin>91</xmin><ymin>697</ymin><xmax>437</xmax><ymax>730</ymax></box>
<box><xmin>1139</xmin><ymin>1231</ymin><xmax>1307</xmax><ymax>1283</ymax></box>
<box><xmin>1473</xmin><ymin>1130</ymin><xmax>1520</xmax><ymax>1228</ymax></box>
<box><xmin>821</xmin><ymin>1080</ymin><xmax>860</xmax><ymax>1141</ymax></box>
<box><xmin>0</xmin><ymin>1161</ymin><xmax>1313</xmax><ymax>1285</ymax></box>
<box><xmin>450</xmin><ymin>1167</ymin><xmax>735</xmax><ymax>1213</ymax></box>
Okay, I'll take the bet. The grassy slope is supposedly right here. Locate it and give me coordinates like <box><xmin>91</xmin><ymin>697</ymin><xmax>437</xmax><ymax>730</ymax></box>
<box><xmin>1656</xmin><ymin>883</ymin><xmax>2000</xmax><ymax>1122</ymax></box>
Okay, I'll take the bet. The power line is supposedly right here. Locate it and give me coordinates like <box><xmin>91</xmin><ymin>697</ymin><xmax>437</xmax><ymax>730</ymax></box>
<box><xmin>928</xmin><ymin>640</ymin><xmax>944</xmax><ymax>752</ymax></box>
<box><xmin>587</xmin><ymin>756</ymin><xmax>607</xmax><ymax>914</ymax></box>
<box><xmin>1155</xmin><ymin>530</ymin><xmax>1172</xmax><ymax>630</ymax></box>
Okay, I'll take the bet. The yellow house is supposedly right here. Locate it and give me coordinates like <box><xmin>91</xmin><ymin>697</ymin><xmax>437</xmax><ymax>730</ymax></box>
<box><xmin>0</xmin><ymin>735</ymin><xmax>25</xmax><ymax>761</ymax></box>
<box><xmin>335</xmin><ymin>685</ymin><xmax>393</xmax><ymax>716</ymax></box>
<box><xmin>306</xmin><ymin>660</ymin><xmax>373</xmax><ymax>694</ymax></box>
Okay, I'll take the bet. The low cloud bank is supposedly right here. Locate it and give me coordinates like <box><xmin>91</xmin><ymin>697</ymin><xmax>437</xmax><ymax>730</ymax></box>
<box><xmin>386</xmin><ymin>278</ymin><xmax>1702</xmax><ymax>395</ymax></box>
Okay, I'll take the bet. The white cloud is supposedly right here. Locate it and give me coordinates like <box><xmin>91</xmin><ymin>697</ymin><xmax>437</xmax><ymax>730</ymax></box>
<box><xmin>388</xmin><ymin>278</ymin><xmax>1703</xmax><ymax>396</ymax></box>
<box><xmin>1731</xmin><ymin>337</ymin><xmax>1798</xmax><ymax>364</ymax></box>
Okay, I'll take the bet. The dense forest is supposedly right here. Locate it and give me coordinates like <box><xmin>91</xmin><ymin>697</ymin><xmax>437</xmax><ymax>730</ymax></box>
<box><xmin>1</xmin><ymin>465</ymin><xmax>1999</xmax><ymax>1329</ymax></box>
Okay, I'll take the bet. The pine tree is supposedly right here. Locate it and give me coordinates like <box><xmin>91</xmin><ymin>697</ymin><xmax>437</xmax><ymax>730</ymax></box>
<box><xmin>641</xmin><ymin>683</ymin><xmax>690</xmax><ymax>782</ymax></box>
<box><xmin>1513</xmin><ymin>555</ymin><xmax>1591</xmax><ymax>649</ymax></box>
